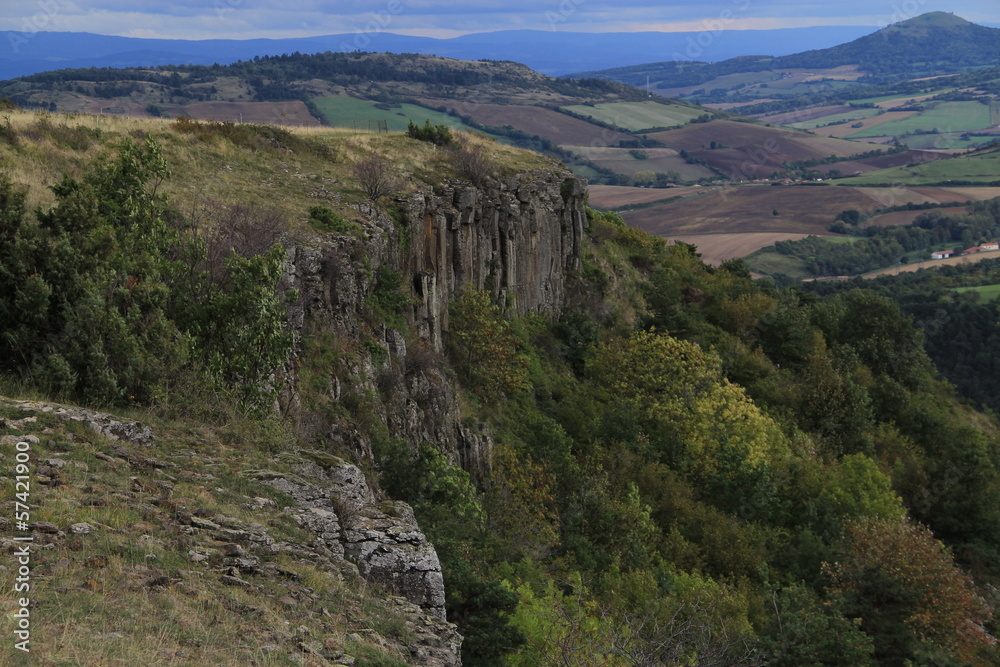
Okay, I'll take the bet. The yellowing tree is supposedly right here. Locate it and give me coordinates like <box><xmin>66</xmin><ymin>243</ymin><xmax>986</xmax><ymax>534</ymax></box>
<box><xmin>590</xmin><ymin>329</ymin><xmax>789</xmax><ymax>480</ymax></box>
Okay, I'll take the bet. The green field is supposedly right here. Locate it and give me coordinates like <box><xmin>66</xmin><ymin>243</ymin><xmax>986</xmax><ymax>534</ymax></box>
<box><xmin>561</xmin><ymin>101</ymin><xmax>705</xmax><ymax>131</ymax></box>
<box><xmin>953</xmin><ymin>284</ymin><xmax>1000</xmax><ymax>301</ymax></box>
<box><xmin>849</xmin><ymin>89</ymin><xmax>958</xmax><ymax>105</ymax></box>
<box><xmin>744</xmin><ymin>248</ymin><xmax>812</xmax><ymax>280</ymax></box>
<box><xmin>312</xmin><ymin>97</ymin><xmax>481</xmax><ymax>132</ymax></box>
<box><xmin>847</xmin><ymin>101</ymin><xmax>993</xmax><ymax>138</ymax></box>
<box><xmin>790</xmin><ymin>107</ymin><xmax>882</xmax><ymax>130</ymax></box>
<box><xmin>835</xmin><ymin>150</ymin><xmax>1000</xmax><ymax>185</ymax></box>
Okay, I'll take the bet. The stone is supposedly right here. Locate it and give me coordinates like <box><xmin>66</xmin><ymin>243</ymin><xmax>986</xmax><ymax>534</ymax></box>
<box><xmin>190</xmin><ymin>516</ymin><xmax>221</xmax><ymax>530</ymax></box>
<box><xmin>30</xmin><ymin>521</ymin><xmax>60</xmax><ymax>534</ymax></box>
<box><xmin>70</xmin><ymin>523</ymin><xmax>94</xmax><ymax>534</ymax></box>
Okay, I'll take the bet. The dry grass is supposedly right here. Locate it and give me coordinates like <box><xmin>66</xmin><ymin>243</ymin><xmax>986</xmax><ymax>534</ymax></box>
<box><xmin>0</xmin><ymin>109</ymin><xmax>557</xmax><ymax>231</ymax></box>
<box><xmin>0</xmin><ymin>401</ymin><xmax>413</xmax><ymax>666</ymax></box>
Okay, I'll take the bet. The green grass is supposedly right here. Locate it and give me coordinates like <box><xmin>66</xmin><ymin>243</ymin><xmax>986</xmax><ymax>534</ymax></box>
<box><xmin>561</xmin><ymin>101</ymin><xmax>705</xmax><ymax>131</ymax></box>
<box><xmin>790</xmin><ymin>107</ymin><xmax>882</xmax><ymax>130</ymax></box>
<box><xmin>834</xmin><ymin>150</ymin><xmax>1000</xmax><ymax>185</ymax></box>
<box><xmin>847</xmin><ymin>101</ymin><xmax>993</xmax><ymax>138</ymax></box>
<box><xmin>953</xmin><ymin>284</ymin><xmax>1000</xmax><ymax>301</ymax></box>
<box><xmin>849</xmin><ymin>89</ymin><xmax>958</xmax><ymax>105</ymax></box>
<box><xmin>312</xmin><ymin>97</ymin><xmax>482</xmax><ymax>133</ymax></box>
<box><xmin>743</xmin><ymin>249</ymin><xmax>812</xmax><ymax>280</ymax></box>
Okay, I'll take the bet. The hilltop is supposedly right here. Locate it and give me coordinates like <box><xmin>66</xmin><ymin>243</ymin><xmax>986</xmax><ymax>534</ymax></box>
<box><xmin>571</xmin><ymin>13</ymin><xmax>1000</xmax><ymax>99</ymax></box>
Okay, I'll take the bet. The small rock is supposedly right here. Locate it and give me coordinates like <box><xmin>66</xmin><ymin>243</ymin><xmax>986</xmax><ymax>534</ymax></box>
<box><xmin>70</xmin><ymin>523</ymin><xmax>94</xmax><ymax>535</ymax></box>
<box><xmin>279</xmin><ymin>596</ymin><xmax>298</xmax><ymax>607</ymax></box>
<box><xmin>222</xmin><ymin>543</ymin><xmax>246</xmax><ymax>557</ymax></box>
<box><xmin>188</xmin><ymin>550</ymin><xmax>209</xmax><ymax>563</ymax></box>
<box><xmin>220</xmin><ymin>573</ymin><xmax>260</xmax><ymax>589</ymax></box>
<box><xmin>190</xmin><ymin>516</ymin><xmax>221</xmax><ymax>530</ymax></box>
<box><xmin>30</xmin><ymin>521</ymin><xmax>60</xmax><ymax>534</ymax></box>
<box><xmin>44</xmin><ymin>458</ymin><xmax>68</xmax><ymax>468</ymax></box>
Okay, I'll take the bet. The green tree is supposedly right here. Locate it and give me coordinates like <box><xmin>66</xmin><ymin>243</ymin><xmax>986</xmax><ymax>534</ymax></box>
<box><xmin>447</xmin><ymin>287</ymin><xmax>529</xmax><ymax>397</ymax></box>
<box><xmin>824</xmin><ymin>517</ymin><xmax>994</xmax><ymax>666</ymax></box>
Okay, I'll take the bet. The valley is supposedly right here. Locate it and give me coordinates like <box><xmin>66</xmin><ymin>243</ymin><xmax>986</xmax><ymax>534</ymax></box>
<box><xmin>4</xmin><ymin>11</ymin><xmax>1000</xmax><ymax>665</ymax></box>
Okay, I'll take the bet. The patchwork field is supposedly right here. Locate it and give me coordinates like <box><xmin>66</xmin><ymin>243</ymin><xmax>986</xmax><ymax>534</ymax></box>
<box><xmin>588</xmin><ymin>184</ymin><xmax>706</xmax><ymax>209</ymax></box>
<box><xmin>622</xmin><ymin>184</ymin><xmax>881</xmax><ymax>236</ymax></box>
<box><xmin>647</xmin><ymin>120</ymin><xmax>882</xmax><ymax>178</ymax></box>
<box><xmin>816</xmin><ymin>111</ymin><xmax>919</xmax><ymax>138</ymax></box>
<box><xmin>847</xmin><ymin>101</ymin><xmax>994</xmax><ymax>138</ymax></box>
<box><xmin>312</xmin><ymin>97</ymin><xmax>479</xmax><ymax>132</ymax></box>
<box><xmin>459</xmin><ymin>104</ymin><xmax>635</xmax><ymax>146</ymax></box>
<box><xmin>561</xmin><ymin>101</ymin><xmax>706</xmax><ymax>131</ymax></box>
<box><xmin>566</xmin><ymin>146</ymin><xmax>716</xmax><ymax>181</ymax></box>
<box><xmin>790</xmin><ymin>107</ymin><xmax>884</xmax><ymax>130</ymax></box>
<box><xmin>756</xmin><ymin>105</ymin><xmax>857</xmax><ymax>125</ymax></box>
<box><xmin>836</xmin><ymin>149</ymin><xmax>1000</xmax><ymax>185</ymax></box>
<box><xmin>666</xmin><ymin>232</ymin><xmax>822</xmax><ymax>266</ymax></box>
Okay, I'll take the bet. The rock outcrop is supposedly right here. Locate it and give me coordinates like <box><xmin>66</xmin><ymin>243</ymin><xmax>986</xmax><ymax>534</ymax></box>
<box><xmin>250</xmin><ymin>456</ymin><xmax>450</xmax><ymax>622</ymax></box>
<box><xmin>282</xmin><ymin>169</ymin><xmax>587</xmax><ymax>476</ymax></box>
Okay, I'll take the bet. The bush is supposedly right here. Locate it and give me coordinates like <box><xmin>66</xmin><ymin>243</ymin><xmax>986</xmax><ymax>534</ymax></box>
<box><xmin>407</xmin><ymin>119</ymin><xmax>453</xmax><ymax>146</ymax></box>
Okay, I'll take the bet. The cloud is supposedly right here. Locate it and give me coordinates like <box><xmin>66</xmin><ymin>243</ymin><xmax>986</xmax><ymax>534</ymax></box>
<box><xmin>0</xmin><ymin>0</ymin><xmax>992</xmax><ymax>40</ymax></box>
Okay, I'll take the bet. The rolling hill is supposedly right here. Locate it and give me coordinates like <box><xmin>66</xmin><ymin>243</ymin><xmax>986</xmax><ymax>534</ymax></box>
<box><xmin>1</xmin><ymin>50</ymin><xmax>914</xmax><ymax>188</ymax></box>
<box><xmin>570</xmin><ymin>13</ymin><xmax>1000</xmax><ymax>97</ymax></box>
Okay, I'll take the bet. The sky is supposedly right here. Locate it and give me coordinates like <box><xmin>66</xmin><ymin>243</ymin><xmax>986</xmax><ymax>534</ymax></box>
<box><xmin>0</xmin><ymin>0</ymin><xmax>995</xmax><ymax>41</ymax></box>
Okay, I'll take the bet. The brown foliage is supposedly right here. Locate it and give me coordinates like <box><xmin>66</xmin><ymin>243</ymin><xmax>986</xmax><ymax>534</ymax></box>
<box><xmin>351</xmin><ymin>153</ymin><xmax>396</xmax><ymax>202</ymax></box>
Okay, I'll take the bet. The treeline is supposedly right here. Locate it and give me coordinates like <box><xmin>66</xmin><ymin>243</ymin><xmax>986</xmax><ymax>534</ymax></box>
<box><xmin>804</xmin><ymin>258</ymin><xmax>1000</xmax><ymax>415</ymax></box>
<box><xmin>0</xmin><ymin>135</ymin><xmax>294</xmax><ymax>413</ymax></box>
<box><xmin>765</xmin><ymin>199</ymin><xmax>1000</xmax><ymax>276</ymax></box>
<box><xmin>2</xmin><ymin>51</ymin><xmax>639</xmax><ymax>105</ymax></box>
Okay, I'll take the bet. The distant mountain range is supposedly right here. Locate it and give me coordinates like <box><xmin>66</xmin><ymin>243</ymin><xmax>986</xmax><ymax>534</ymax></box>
<box><xmin>569</xmin><ymin>12</ymin><xmax>1000</xmax><ymax>97</ymax></box>
<box><xmin>0</xmin><ymin>25</ymin><xmax>881</xmax><ymax>79</ymax></box>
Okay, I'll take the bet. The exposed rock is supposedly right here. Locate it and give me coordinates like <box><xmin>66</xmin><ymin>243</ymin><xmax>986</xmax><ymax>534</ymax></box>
<box><xmin>6</xmin><ymin>400</ymin><xmax>153</xmax><ymax>445</ymax></box>
<box><xmin>341</xmin><ymin>501</ymin><xmax>447</xmax><ymax>618</ymax></box>
<box><xmin>253</xmin><ymin>457</ymin><xmax>453</xmax><ymax>623</ymax></box>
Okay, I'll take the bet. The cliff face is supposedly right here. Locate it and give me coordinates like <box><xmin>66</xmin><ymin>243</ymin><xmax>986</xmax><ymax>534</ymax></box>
<box><xmin>278</xmin><ymin>167</ymin><xmax>586</xmax><ymax>661</ymax></box>
<box><xmin>404</xmin><ymin>172</ymin><xmax>589</xmax><ymax>350</ymax></box>
<box><xmin>284</xmin><ymin>169</ymin><xmax>588</xmax><ymax>471</ymax></box>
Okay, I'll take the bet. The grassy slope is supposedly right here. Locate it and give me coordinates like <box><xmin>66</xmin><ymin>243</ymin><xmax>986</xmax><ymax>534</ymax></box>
<box><xmin>0</xmin><ymin>401</ymin><xmax>420</xmax><ymax>666</ymax></box>
<box><xmin>0</xmin><ymin>109</ymin><xmax>565</xmax><ymax>665</ymax></box>
<box><xmin>0</xmin><ymin>110</ymin><xmax>549</xmax><ymax>216</ymax></box>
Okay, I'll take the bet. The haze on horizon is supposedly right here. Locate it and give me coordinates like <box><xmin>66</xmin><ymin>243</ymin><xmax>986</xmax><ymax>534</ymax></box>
<box><xmin>1</xmin><ymin>0</ymin><xmax>995</xmax><ymax>42</ymax></box>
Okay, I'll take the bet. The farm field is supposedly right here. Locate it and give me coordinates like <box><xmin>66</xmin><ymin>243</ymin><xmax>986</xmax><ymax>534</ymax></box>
<box><xmin>312</xmin><ymin>97</ymin><xmax>477</xmax><ymax>132</ymax></box>
<box><xmin>588</xmin><ymin>184</ymin><xmax>706</xmax><ymax>209</ymax></box>
<box><xmin>849</xmin><ymin>91</ymin><xmax>955</xmax><ymax>109</ymax></box>
<box><xmin>667</xmin><ymin>232</ymin><xmax>822</xmax><ymax>266</ymax></box>
<box><xmin>847</xmin><ymin>101</ymin><xmax>993</xmax><ymax>138</ymax></box>
<box><xmin>756</xmin><ymin>105</ymin><xmax>856</xmax><ymax>125</ymax></box>
<box><xmin>835</xmin><ymin>149</ymin><xmax>1000</xmax><ymax>185</ymax></box>
<box><xmin>566</xmin><ymin>146</ymin><xmax>716</xmax><ymax>181</ymax></box>
<box><xmin>459</xmin><ymin>103</ymin><xmax>635</xmax><ymax>146</ymax></box>
<box><xmin>647</xmin><ymin>120</ymin><xmax>882</xmax><ymax>178</ymax></box>
<box><xmin>175</xmin><ymin>101</ymin><xmax>321</xmax><ymax>126</ymax></box>
<box><xmin>789</xmin><ymin>107</ymin><xmax>883</xmax><ymax>130</ymax></box>
<box><xmin>621</xmin><ymin>184</ymin><xmax>883</xmax><ymax>236</ymax></box>
<box><xmin>561</xmin><ymin>101</ymin><xmax>704</xmax><ymax>131</ymax></box>
<box><xmin>621</xmin><ymin>182</ymin><xmax>991</xmax><ymax>256</ymax></box>
<box><xmin>953</xmin><ymin>283</ymin><xmax>1000</xmax><ymax>301</ymax></box>
<box><xmin>817</xmin><ymin>111</ymin><xmax>918</xmax><ymax>138</ymax></box>
<box><xmin>864</xmin><ymin>251</ymin><xmax>1000</xmax><ymax>277</ymax></box>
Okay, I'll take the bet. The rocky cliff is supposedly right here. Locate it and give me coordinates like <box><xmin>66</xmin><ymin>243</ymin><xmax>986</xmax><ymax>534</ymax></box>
<box><xmin>283</xmin><ymin>169</ymin><xmax>588</xmax><ymax>475</ymax></box>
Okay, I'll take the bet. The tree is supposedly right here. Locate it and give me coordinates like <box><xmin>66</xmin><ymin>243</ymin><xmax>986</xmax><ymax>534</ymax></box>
<box><xmin>351</xmin><ymin>153</ymin><xmax>396</xmax><ymax>203</ymax></box>
<box><xmin>447</xmin><ymin>287</ymin><xmax>529</xmax><ymax>397</ymax></box>
<box><xmin>824</xmin><ymin>517</ymin><xmax>995</xmax><ymax>665</ymax></box>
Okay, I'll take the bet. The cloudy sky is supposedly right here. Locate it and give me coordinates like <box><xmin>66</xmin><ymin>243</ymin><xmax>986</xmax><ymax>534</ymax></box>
<box><xmin>1</xmin><ymin>0</ymin><xmax>995</xmax><ymax>40</ymax></box>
